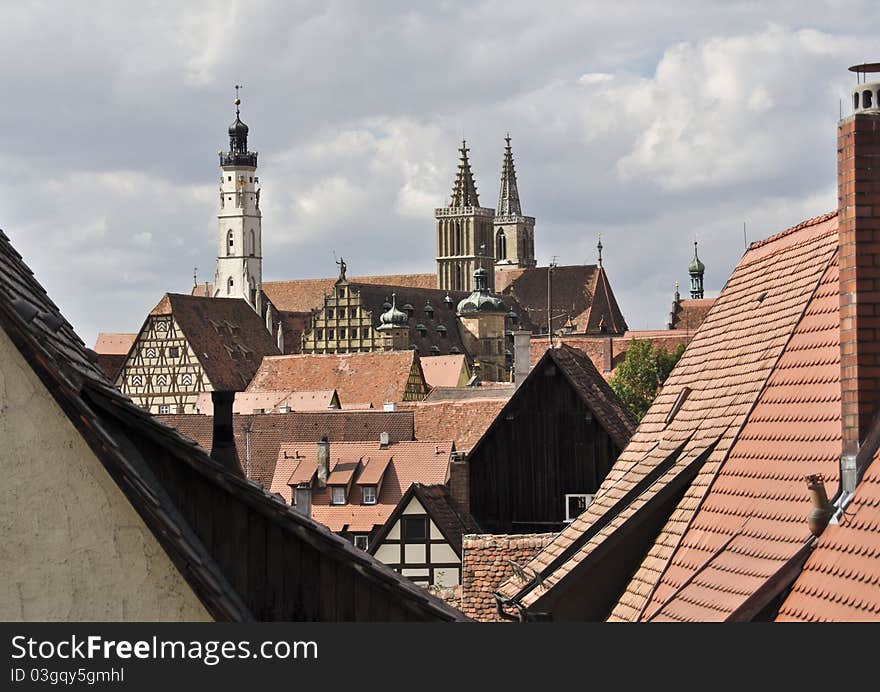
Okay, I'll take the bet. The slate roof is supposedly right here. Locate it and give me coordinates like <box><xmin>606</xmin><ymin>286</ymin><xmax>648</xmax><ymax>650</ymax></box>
<box><xmin>668</xmin><ymin>298</ymin><xmax>716</xmax><ymax>333</ymax></box>
<box><xmin>496</xmin><ymin>265</ymin><xmax>628</xmax><ymax>335</ymax></box>
<box><xmin>460</xmin><ymin>534</ymin><xmax>557</xmax><ymax>622</ymax></box>
<box><xmin>420</xmin><ymin>354</ymin><xmax>469</xmax><ymax>388</ymax></box>
<box><xmin>156</xmin><ymin>409</ymin><xmax>414</xmax><ymax>488</ymax></box>
<box><xmin>247</xmin><ymin>350</ymin><xmax>424</xmax><ymax>409</ymax></box>
<box><xmin>402</xmin><ymin>398</ymin><xmax>509</xmax><ymax>452</ymax></box>
<box><xmin>269</xmin><ymin>441</ymin><xmax>454</xmax><ymax>533</ymax></box>
<box><xmin>495</xmin><ymin>212</ymin><xmax>840</xmax><ymax>616</ymax></box>
<box><xmin>149</xmin><ymin>293</ymin><xmax>280</xmax><ymax>391</ymax></box>
<box><xmin>0</xmin><ymin>229</ymin><xmax>464</xmax><ymax>622</ymax></box>
<box><xmin>777</xmin><ymin>444</ymin><xmax>880</xmax><ymax>621</ymax></box>
<box><xmin>639</xmin><ymin>252</ymin><xmax>841</xmax><ymax>621</ymax></box>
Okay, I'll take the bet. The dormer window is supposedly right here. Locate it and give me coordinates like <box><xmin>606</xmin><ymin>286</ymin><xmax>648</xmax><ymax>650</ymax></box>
<box><xmin>362</xmin><ymin>486</ymin><xmax>377</xmax><ymax>505</ymax></box>
<box><xmin>430</xmin><ymin>345</ymin><xmax>440</xmax><ymax>355</ymax></box>
<box><xmin>331</xmin><ymin>487</ymin><xmax>346</xmax><ymax>506</ymax></box>
<box><xmin>425</xmin><ymin>303</ymin><xmax>434</xmax><ymax>318</ymax></box>
<box><xmin>416</xmin><ymin>323</ymin><xmax>427</xmax><ymax>336</ymax></box>
<box><xmin>436</xmin><ymin>324</ymin><xmax>447</xmax><ymax>336</ymax></box>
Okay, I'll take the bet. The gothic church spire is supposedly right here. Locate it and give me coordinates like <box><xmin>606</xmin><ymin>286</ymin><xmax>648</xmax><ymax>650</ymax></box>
<box><xmin>497</xmin><ymin>134</ymin><xmax>522</xmax><ymax>217</ymax></box>
<box><xmin>449</xmin><ymin>140</ymin><xmax>480</xmax><ymax>208</ymax></box>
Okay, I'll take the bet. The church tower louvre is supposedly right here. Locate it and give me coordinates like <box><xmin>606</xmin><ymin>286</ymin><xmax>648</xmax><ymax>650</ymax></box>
<box><xmin>214</xmin><ymin>87</ymin><xmax>262</xmax><ymax>311</ymax></box>
<box><xmin>436</xmin><ymin>141</ymin><xmax>496</xmax><ymax>292</ymax></box>
<box><xmin>494</xmin><ymin>134</ymin><xmax>536</xmax><ymax>270</ymax></box>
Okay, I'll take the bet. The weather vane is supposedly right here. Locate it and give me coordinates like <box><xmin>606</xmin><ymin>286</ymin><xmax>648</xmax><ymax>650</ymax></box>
<box><xmin>234</xmin><ymin>84</ymin><xmax>242</xmax><ymax>114</ymax></box>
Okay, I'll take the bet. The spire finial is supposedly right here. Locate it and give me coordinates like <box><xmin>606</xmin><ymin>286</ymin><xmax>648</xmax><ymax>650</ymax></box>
<box><xmin>597</xmin><ymin>234</ymin><xmax>604</xmax><ymax>268</ymax></box>
<box><xmin>497</xmin><ymin>133</ymin><xmax>522</xmax><ymax>216</ymax></box>
<box><xmin>234</xmin><ymin>84</ymin><xmax>242</xmax><ymax>116</ymax></box>
<box><xmin>193</xmin><ymin>266</ymin><xmax>198</xmax><ymax>288</ymax></box>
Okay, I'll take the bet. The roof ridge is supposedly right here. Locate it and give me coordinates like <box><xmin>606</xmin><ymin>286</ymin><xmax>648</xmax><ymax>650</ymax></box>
<box><xmin>747</xmin><ymin>211</ymin><xmax>837</xmax><ymax>252</ymax></box>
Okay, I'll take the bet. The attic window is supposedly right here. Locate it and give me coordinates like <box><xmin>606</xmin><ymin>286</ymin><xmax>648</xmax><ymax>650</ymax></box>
<box><xmin>450</xmin><ymin>346</ymin><xmax>460</xmax><ymax>354</ymax></box>
<box><xmin>330</xmin><ymin>487</ymin><xmax>346</xmax><ymax>505</ymax></box>
<box><xmin>665</xmin><ymin>387</ymin><xmax>692</xmax><ymax>426</ymax></box>
<box><xmin>402</xmin><ymin>516</ymin><xmax>428</xmax><ymax>541</ymax></box>
<box><xmin>416</xmin><ymin>323</ymin><xmax>427</xmax><ymax>336</ymax></box>
<box><xmin>430</xmin><ymin>345</ymin><xmax>440</xmax><ymax>355</ymax></box>
<box><xmin>353</xmin><ymin>535</ymin><xmax>369</xmax><ymax>551</ymax></box>
<box><xmin>402</xmin><ymin>303</ymin><xmax>415</xmax><ymax>316</ymax></box>
<box><xmin>362</xmin><ymin>486</ymin><xmax>377</xmax><ymax>505</ymax></box>
<box><xmin>564</xmin><ymin>494</ymin><xmax>593</xmax><ymax>522</ymax></box>
<box><xmin>436</xmin><ymin>324</ymin><xmax>447</xmax><ymax>336</ymax></box>
<box><xmin>425</xmin><ymin>303</ymin><xmax>434</xmax><ymax>317</ymax></box>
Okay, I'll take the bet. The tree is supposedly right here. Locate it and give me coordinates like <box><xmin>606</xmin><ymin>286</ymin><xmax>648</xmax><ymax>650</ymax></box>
<box><xmin>610</xmin><ymin>340</ymin><xmax>686</xmax><ymax>422</ymax></box>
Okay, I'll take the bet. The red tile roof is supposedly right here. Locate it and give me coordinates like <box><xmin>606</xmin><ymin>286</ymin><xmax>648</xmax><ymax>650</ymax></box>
<box><xmin>402</xmin><ymin>398</ymin><xmax>509</xmax><ymax>452</ymax></box>
<box><xmin>261</xmin><ymin>273</ymin><xmax>438</xmax><ymax>313</ymax></box>
<box><xmin>637</xmin><ymin>253</ymin><xmax>841</xmax><ymax>621</ymax></box>
<box><xmin>94</xmin><ymin>332</ymin><xmax>137</xmax><ymax>354</ymax></box>
<box><xmin>495</xmin><ymin>212</ymin><xmax>840</xmax><ymax>615</ymax></box>
<box><xmin>668</xmin><ymin>298</ymin><xmax>716</xmax><ymax>333</ymax></box>
<box><xmin>247</xmin><ymin>350</ymin><xmax>425</xmax><ymax>409</ymax></box>
<box><xmin>194</xmin><ymin>389</ymin><xmax>338</xmax><ymax>414</ymax></box>
<box><xmin>156</xmin><ymin>409</ymin><xmax>414</xmax><ymax>488</ymax></box>
<box><xmin>269</xmin><ymin>441</ymin><xmax>454</xmax><ymax>533</ymax></box>
<box><xmin>150</xmin><ymin>293</ymin><xmax>281</xmax><ymax>391</ymax></box>
<box><xmin>420</xmin><ymin>354</ymin><xmax>469</xmax><ymax>387</ymax></box>
<box><xmin>460</xmin><ymin>534</ymin><xmax>557</xmax><ymax>621</ymax></box>
<box><xmin>777</xmin><ymin>445</ymin><xmax>880</xmax><ymax>621</ymax></box>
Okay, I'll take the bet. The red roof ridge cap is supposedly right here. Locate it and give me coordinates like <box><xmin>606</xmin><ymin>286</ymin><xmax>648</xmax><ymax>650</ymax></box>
<box><xmin>746</xmin><ymin>211</ymin><xmax>837</xmax><ymax>252</ymax></box>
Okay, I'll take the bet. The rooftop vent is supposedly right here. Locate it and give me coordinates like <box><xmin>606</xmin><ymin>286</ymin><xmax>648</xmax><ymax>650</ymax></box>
<box><xmin>383</xmin><ymin>402</ymin><xmax>397</xmax><ymax>412</ymax></box>
<box><xmin>379</xmin><ymin>431</ymin><xmax>390</xmax><ymax>448</ymax></box>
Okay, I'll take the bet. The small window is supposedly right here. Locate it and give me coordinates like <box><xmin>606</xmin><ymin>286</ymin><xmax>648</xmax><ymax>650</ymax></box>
<box><xmin>402</xmin><ymin>516</ymin><xmax>428</xmax><ymax>541</ymax></box>
<box><xmin>340</xmin><ymin>328</ymin><xmax>347</xmax><ymax>339</ymax></box>
<box><xmin>168</xmin><ymin>346</ymin><xmax>179</xmax><ymax>358</ymax></box>
<box><xmin>864</xmin><ymin>89</ymin><xmax>873</xmax><ymax>109</ymax></box>
<box><xmin>316</xmin><ymin>329</ymin><xmax>323</xmax><ymax>340</ymax></box>
<box><xmin>362</xmin><ymin>486</ymin><xmax>377</xmax><ymax>505</ymax></box>
<box><xmin>564</xmin><ymin>494</ymin><xmax>593</xmax><ymax>522</ymax></box>
<box><xmin>331</xmin><ymin>487</ymin><xmax>346</xmax><ymax>505</ymax></box>
<box><xmin>227</xmin><ymin>230</ymin><xmax>234</xmax><ymax>256</ymax></box>
<box><xmin>327</xmin><ymin>308</ymin><xmax>334</xmax><ymax>319</ymax></box>
<box><xmin>337</xmin><ymin>287</ymin><xmax>345</xmax><ymax>298</ymax></box>
<box><xmin>227</xmin><ymin>176</ymin><xmax>232</xmax><ymax>182</ymax></box>
<box><xmin>353</xmin><ymin>535</ymin><xmax>369</xmax><ymax>551</ymax></box>
<box><xmin>249</xmin><ymin>176</ymin><xmax>253</xmax><ymax>183</ymax></box>
<box><xmin>351</xmin><ymin>328</ymin><xmax>358</xmax><ymax>339</ymax></box>
<box><xmin>159</xmin><ymin>404</ymin><xmax>170</xmax><ymax>414</ymax></box>
<box><xmin>328</xmin><ymin>328</ymin><xmax>335</xmax><ymax>340</ymax></box>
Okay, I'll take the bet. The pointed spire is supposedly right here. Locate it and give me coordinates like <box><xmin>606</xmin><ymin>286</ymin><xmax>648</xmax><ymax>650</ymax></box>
<box><xmin>689</xmin><ymin>240</ymin><xmax>705</xmax><ymax>299</ymax></box>
<box><xmin>449</xmin><ymin>140</ymin><xmax>480</xmax><ymax>208</ymax></box>
<box><xmin>497</xmin><ymin>133</ymin><xmax>522</xmax><ymax>216</ymax></box>
<box><xmin>597</xmin><ymin>234</ymin><xmax>604</xmax><ymax>268</ymax></box>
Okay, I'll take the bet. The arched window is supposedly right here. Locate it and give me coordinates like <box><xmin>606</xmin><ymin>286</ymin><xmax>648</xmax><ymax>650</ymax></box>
<box><xmin>227</xmin><ymin>277</ymin><xmax>234</xmax><ymax>294</ymax></box>
<box><xmin>864</xmin><ymin>90</ymin><xmax>874</xmax><ymax>109</ymax></box>
<box><xmin>855</xmin><ymin>91</ymin><xmax>861</xmax><ymax>110</ymax></box>
<box><xmin>227</xmin><ymin>230</ymin><xmax>234</xmax><ymax>256</ymax></box>
<box><xmin>249</xmin><ymin>229</ymin><xmax>255</xmax><ymax>257</ymax></box>
<box><xmin>496</xmin><ymin>228</ymin><xmax>507</xmax><ymax>260</ymax></box>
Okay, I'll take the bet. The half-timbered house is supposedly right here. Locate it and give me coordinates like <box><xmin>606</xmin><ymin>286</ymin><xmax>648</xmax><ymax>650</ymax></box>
<box><xmin>116</xmin><ymin>293</ymin><xmax>280</xmax><ymax>414</ymax></box>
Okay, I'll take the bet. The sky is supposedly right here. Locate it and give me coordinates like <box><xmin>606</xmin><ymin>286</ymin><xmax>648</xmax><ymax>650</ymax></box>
<box><xmin>2</xmin><ymin>1</ymin><xmax>878</xmax><ymax>345</ymax></box>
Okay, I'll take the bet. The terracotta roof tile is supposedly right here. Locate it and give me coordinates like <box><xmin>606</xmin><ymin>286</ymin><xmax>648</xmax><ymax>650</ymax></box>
<box><xmin>247</xmin><ymin>350</ymin><xmax>423</xmax><ymax>409</ymax></box>
<box><xmin>94</xmin><ymin>332</ymin><xmax>137</xmax><ymax>355</ymax></box>
<box><xmin>194</xmin><ymin>389</ymin><xmax>338</xmax><ymax>414</ymax></box>
<box><xmin>777</xmin><ymin>443</ymin><xmax>880</xmax><ymax>621</ymax></box>
<box><xmin>268</xmin><ymin>441</ymin><xmax>454</xmax><ymax>533</ymax></box>
<box><xmin>638</xmin><ymin>251</ymin><xmax>842</xmax><ymax>621</ymax></box>
<box><xmin>420</xmin><ymin>354</ymin><xmax>469</xmax><ymax>387</ymax></box>
<box><xmin>156</xmin><ymin>409</ymin><xmax>414</xmax><ymax>488</ymax></box>
<box><xmin>460</xmin><ymin>534</ymin><xmax>557</xmax><ymax>621</ymax></box>
<box><xmin>495</xmin><ymin>212</ymin><xmax>840</xmax><ymax>616</ymax></box>
<box><xmin>668</xmin><ymin>299</ymin><xmax>716</xmax><ymax>333</ymax></box>
<box><xmin>423</xmin><ymin>385</ymin><xmax>515</xmax><ymax>401</ymax></box>
<box><xmin>402</xmin><ymin>398</ymin><xmax>509</xmax><ymax>452</ymax></box>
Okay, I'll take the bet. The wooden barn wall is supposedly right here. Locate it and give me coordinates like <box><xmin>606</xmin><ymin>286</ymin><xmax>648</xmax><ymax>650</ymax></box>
<box><xmin>130</xmin><ymin>429</ymin><xmax>443</xmax><ymax>622</ymax></box>
<box><xmin>468</xmin><ymin>364</ymin><xmax>619</xmax><ymax>534</ymax></box>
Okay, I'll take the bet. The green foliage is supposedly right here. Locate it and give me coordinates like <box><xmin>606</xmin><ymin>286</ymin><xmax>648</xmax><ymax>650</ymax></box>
<box><xmin>610</xmin><ymin>340</ymin><xmax>686</xmax><ymax>422</ymax></box>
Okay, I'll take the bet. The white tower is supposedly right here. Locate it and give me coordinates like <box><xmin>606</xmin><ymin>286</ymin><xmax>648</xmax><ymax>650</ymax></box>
<box><xmin>214</xmin><ymin>86</ymin><xmax>262</xmax><ymax>310</ymax></box>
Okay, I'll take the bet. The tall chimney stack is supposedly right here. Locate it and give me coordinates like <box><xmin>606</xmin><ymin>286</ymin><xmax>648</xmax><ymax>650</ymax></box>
<box><xmin>513</xmin><ymin>330</ymin><xmax>531</xmax><ymax>388</ymax></box>
<box><xmin>316</xmin><ymin>436</ymin><xmax>330</xmax><ymax>488</ymax></box>
<box><xmin>210</xmin><ymin>391</ymin><xmax>241</xmax><ymax>476</ymax></box>
<box><xmin>839</xmin><ymin>62</ymin><xmax>880</xmax><ymax>493</ymax></box>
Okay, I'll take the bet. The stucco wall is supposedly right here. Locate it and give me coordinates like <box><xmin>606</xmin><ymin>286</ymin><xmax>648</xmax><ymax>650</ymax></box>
<box><xmin>0</xmin><ymin>328</ymin><xmax>211</xmax><ymax>621</ymax></box>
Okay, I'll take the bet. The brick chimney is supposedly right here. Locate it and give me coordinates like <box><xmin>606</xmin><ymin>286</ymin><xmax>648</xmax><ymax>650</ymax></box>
<box><xmin>316</xmin><ymin>436</ymin><xmax>330</xmax><ymax>488</ymax></box>
<box><xmin>449</xmin><ymin>455</ymin><xmax>470</xmax><ymax>514</ymax></box>
<box><xmin>839</xmin><ymin>63</ymin><xmax>880</xmax><ymax>492</ymax></box>
<box><xmin>513</xmin><ymin>330</ymin><xmax>531</xmax><ymax>388</ymax></box>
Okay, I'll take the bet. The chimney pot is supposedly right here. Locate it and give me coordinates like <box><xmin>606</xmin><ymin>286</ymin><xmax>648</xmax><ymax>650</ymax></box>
<box><xmin>316</xmin><ymin>436</ymin><xmax>329</xmax><ymax>488</ymax></box>
<box><xmin>806</xmin><ymin>474</ymin><xmax>834</xmax><ymax>537</ymax></box>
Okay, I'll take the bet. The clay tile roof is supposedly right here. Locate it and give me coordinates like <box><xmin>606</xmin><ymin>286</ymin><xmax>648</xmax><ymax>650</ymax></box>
<box><xmin>420</xmin><ymin>354</ymin><xmax>469</xmax><ymax>387</ymax></box>
<box><xmin>356</xmin><ymin>455</ymin><xmax>392</xmax><ymax>485</ymax></box>
<box><xmin>0</xmin><ymin>229</ymin><xmax>463</xmax><ymax>621</ymax></box>
<box><xmin>94</xmin><ymin>332</ymin><xmax>137</xmax><ymax>355</ymax></box>
<box><xmin>327</xmin><ymin>460</ymin><xmax>360</xmax><ymax>486</ymax></box>
<box><xmin>638</xmin><ymin>252</ymin><xmax>842</xmax><ymax>622</ymax></box>
<box><xmin>777</xmin><ymin>443</ymin><xmax>880</xmax><ymax>622</ymax></box>
<box><xmin>268</xmin><ymin>441</ymin><xmax>454</xmax><ymax>533</ymax></box>
<box><xmin>413</xmin><ymin>484</ymin><xmax>482</xmax><ymax>554</ymax></box>
<box><xmin>286</xmin><ymin>458</ymin><xmax>318</xmax><ymax>486</ymax></box>
<box><xmin>262</xmin><ymin>273</ymin><xmax>437</xmax><ymax>313</ymax></box>
<box><xmin>156</xmin><ymin>409</ymin><xmax>414</xmax><ymax>488</ymax></box>
<box><xmin>424</xmin><ymin>385</ymin><xmax>515</xmax><ymax>401</ymax></box>
<box><xmin>461</xmin><ymin>533</ymin><xmax>557</xmax><ymax>621</ymax></box>
<box><xmin>402</xmin><ymin>398</ymin><xmax>509</xmax><ymax>452</ymax></box>
<box><xmin>247</xmin><ymin>350</ymin><xmax>421</xmax><ymax>409</ymax></box>
<box><xmin>668</xmin><ymin>298</ymin><xmax>716</xmax><ymax>333</ymax></box>
<box><xmin>495</xmin><ymin>212</ymin><xmax>840</xmax><ymax>616</ymax></box>
<box><xmin>194</xmin><ymin>389</ymin><xmax>338</xmax><ymax>415</ymax></box>
<box><xmin>153</xmin><ymin>293</ymin><xmax>280</xmax><ymax>391</ymax></box>
<box><xmin>496</xmin><ymin>265</ymin><xmax>627</xmax><ymax>335</ymax></box>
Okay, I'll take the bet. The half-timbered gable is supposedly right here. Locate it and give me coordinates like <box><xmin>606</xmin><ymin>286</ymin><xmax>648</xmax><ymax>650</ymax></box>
<box><xmin>371</xmin><ymin>484</ymin><xmax>481</xmax><ymax>588</ymax></box>
<box><xmin>117</xmin><ymin>293</ymin><xmax>280</xmax><ymax>413</ymax></box>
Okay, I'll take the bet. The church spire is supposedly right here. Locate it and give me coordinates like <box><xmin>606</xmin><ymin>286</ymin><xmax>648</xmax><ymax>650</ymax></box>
<box><xmin>689</xmin><ymin>240</ymin><xmax>705</xmax><ymax>299</ymax></box>
<box><xmin>222</xmin><ymin>85</ymin><xmax>257</xmax><ymax>168</ymax></box>
<box><xmin>449</xmin><ymin>140</ymin><xmax>480</xmax><ymax>208</ymax></box>
<box><xmin>497</xmin><ymin>133</ymin><xmax>522</xmax><ymax>217</ymax></box>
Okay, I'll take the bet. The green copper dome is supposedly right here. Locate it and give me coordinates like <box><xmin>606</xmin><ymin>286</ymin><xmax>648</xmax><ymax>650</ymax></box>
<box><xmin>457</xmin><ymin>267</ymin><xmax>506</xmax><ymax>314</ymax></box>
<box><xmin>378</xmin><ymin>294</ymin><xmax>408</xmax><ymax>330</ymax></box>
<box><xmin>689</xmin><ymin>241</ymin><xmax>705</xmax><ymax>274</ymax></box>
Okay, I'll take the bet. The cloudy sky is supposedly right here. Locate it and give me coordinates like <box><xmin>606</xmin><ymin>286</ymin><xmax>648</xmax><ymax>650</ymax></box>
<box><xmin>2</xmin><ymin>1</ymin><xmax>877</xmax><ymax>344</ymax></box>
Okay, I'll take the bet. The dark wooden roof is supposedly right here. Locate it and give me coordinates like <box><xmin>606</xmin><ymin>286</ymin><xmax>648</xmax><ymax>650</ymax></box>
<box><xmin>0</xmin><ymin>228</ymin><xmax>467</xmax><ymax>622</ymax></box>
<box><xmin>152</xmin><ymin>293</ymin><xmax>281</xmax><ymax>390</ymax></box>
